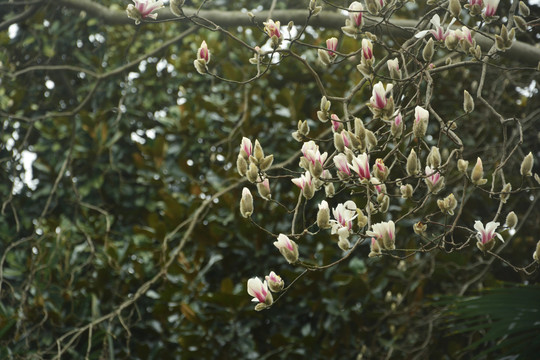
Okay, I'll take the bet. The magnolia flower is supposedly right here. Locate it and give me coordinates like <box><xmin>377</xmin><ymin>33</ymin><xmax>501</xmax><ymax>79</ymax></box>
<box><xmin>326</xmin><ymin>37</ymin><xmax>338</xmax><ymax>56</ymax></box>
<box><xmin>247</xmin><ymin>277</ymin><xmax>273</xmax><ymax>310</ymax></box>
<box><xmin>331</xmin><ymin>201</ymin><xmax>358</xmax><ymax>248</ymax></box>
<box><xmin>274</xmin><ymin>234</ymin><xmax>299</xmax><ymax>263</ymax></box>
<box><xmin>415</xmin><ymin>14</ymin><xmax>457</xmax><ymax>41</ymax></box>
<box><xmin>455</xmin><ymin>26</ymin><xmax>474</xmax><ymax>46</ymax></box>
<box><xmin>387</xmin><ymin>58</ymin><xmax>401</xmax><ymax>79</ymax></box>
<box><xmin>265</xmin><ymin>271</ymin><xmax>284</xmax><ymax>292</ymax></box>
<box><xmin>292</xmin><ymin>171</ymin><xmax>315</xmax><ymax>199</ymax></box>
<box><xmin>370</xmin><ymin>82</ymin><xmax>393</xmax><ymax>110</ymax></box>
<box><xmin>197</xmin><ymin>41</ymin><xmax>210</xmax><ymax>63</ymax></box>
<box><xmin>361</xmin><ymin>38</ymin><xmax>373</xmax><ymax>61</ymax></box>
<box><xmin>474</xmin><ymin>220</ymin><xmax>503</xmax><ymax>252</ymax></box>
<box><xmin>348</xmin><ymin>1</ymin><xmax>364</xmax><ymax>27</ymax></box>
<box><xmin>391</xmin><ymin>111</ymin><xmax>403</xmax><ymax>138</ymax></box>
<box><xmin>425</xmin><ymin>165</ymin><xmax>445</xmax><ymax>193</ymax></box>
<box><xmin>126</xmin><ymin>0</ymin><xmax>164</xmax><ymax>25</ymax></box>
<box><xmin>334</xmin><ymin>153</ymin><xmax>352</xmax><ymax>176</ymax></box>
<box><xmin>302</xmin><ymin>141</ymin><xmax>328</xmax><ymax>168</ymax></box>
<box><xmin>484</xmin><ymin>0</ymin><xmax>500</xmax><ymax>17</ymax></box>
<box><xmin>469</xmin><ymin>0</ymin><xmax>483</xmax><ymax>6</ymax></box>
<box><xmin>263</xmin><ymin>19</ymin><xmax>281</xmax><ymax>39</ymax></box>
<box><xmin>349</xmin><ymin>153</ymin><xmax>371</xmax><ymax>180</ymax></box>
<box><xmin>366</xmin><ymin>220</ymin><xmax>396</xmax><ymax>250</ymax></box>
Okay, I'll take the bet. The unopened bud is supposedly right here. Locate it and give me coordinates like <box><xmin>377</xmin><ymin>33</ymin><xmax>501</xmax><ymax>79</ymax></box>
<box><xmin>449</xmin><ymin>0</ymin><xmax>461</xmax><ymax>18</ymax></box>
<box><xmin>505</xmin><ymin>211</ymin><xmax>518</xmax><ymax>229</ymax></box>
<box><xmin>237</xmin><ymin>155</ymin><xmax>248</xmax><ymax>176</ymax></box>
<box><xmin>365</xmin><ymin>130</ymin><xmax>377</xmax><ymax>150</ymax></box>
<box><xmin>533</xmin><ymin>240</ymin><xmax>540</xmax><ymax>262</ymax></box>
<box><xmin>427</xmin><ymin>146</ymin><xmax>441</xmax><ymax>169</ymax></box>
<box><xmin>246</xmin><ymin>162</ymin><xmax>259</xmax><ymax>183</ymax></box>
<box><xmin>356</xmin><ymin>209</ymin><xmax>368</xmax><ymax>228</ymax></box>
<box><xmin>437</xmin><ymin>193</ymin><xmax>458</xmax><ymax>215</ymax></box>
<box><xmin>400</xmin><ymin>184</ymin><xmax>414</xmax><ymax>199</ymax></box>
<box><xmin>193</xmin><ymin>59</ymin><xmax>206</xmax><ymax>74</ymax></box>
<box><xmin>257</xmin><ymin>178</ymin><xmax>271</xmax><ymax>200</ymax></box>
<box><xmin>317</xmin><ymin>200</ymin><xmax>331</xmax><ymax>229</ymax></box>
<box><xmin>500</xmin><ymin>182</ymin><xmax>512</xmax><ymax>203</ymax></box>
<box><xmin>260</xmin><ymin>155</ymin><xmax>274</xmax><ymax>171</ymax></box>
<box><xmin>325</xmin><ymin>183</ymin><xmax>335</xmax><ymax>198</ymax></box>
<box><xmin>514</xmin><ymin>16</ymin><xmax>527</xmax><ymax>32</ymax></box>
<box><xmin>368</xmin><ymin>237</ymin><xmax>382</xmax><ymax>257</ymax></box>
<box><xmin>253</xmin><ymin>140</ymin><xmax>264</xmax><ymax>161</ymax></box>
<box><xmin>240</xmin><ymin>187</ymin><xmax>254</xmax><ymax>218</ymax></box>
<box><xmin>265</xmin><ymin>271</ymin><xmax>284</xmax><ymax>292</ymax></box>
<box><xmin>318</xmin><ymin>48</ymin><xmax>332</xmax><ymax>65</ymax></box>
<box><xmin>520</xmin><ymin>152</ymin><xmax>533</xmax><ymax>176</ymax></box>
<box><xmin>471</xmin><ymin>157</ymin><xmax>487</xmax><ymax>185</ymax></box>
<box><xmin>519</xmin><ymin>1</ymin><xmax>530</xmax><ymax>16</ymax></box>
<box><xmin>457</xmin><ymin>159</ymin><xmax>469</xmax><ymax>173</ymax></box>
<box><xmin>463</xmin><ymin>90</ymin><xmax>475</xmax><ymax>113</ymax></box>
<box><xmin>423</xmin><ymin>38</ymin><xmax>434</xmax><ymax>62</ymax></box>
<box><xmin>407</xmin><ymin>149</ymin><xmax>419</xmax><ymax>176</ymax></box>
<box><xmin>334</xmin><ymin>132</ymin><xmax>345</xmax><ymax>152</ymax></box>
<box><xmin>170</xmin><ymin>0</ymin><xmax>185</xmax><ymax>16</ymax></box>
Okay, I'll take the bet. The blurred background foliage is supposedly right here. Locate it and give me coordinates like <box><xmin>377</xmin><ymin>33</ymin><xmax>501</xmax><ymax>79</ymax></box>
<box><xmin>0</xmin><ymin>0</ymin><xmax>539</xmax><ymax>359</ymax></box>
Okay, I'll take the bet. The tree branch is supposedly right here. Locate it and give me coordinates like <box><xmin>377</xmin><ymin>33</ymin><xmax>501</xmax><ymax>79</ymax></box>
<box><xmin>54</xmin><ymin>0</ymin><xmax>540</xmax><ymax>65</ymax></box>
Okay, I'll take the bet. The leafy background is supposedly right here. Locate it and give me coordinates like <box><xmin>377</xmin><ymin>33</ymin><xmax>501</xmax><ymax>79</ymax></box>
<box><xmin>0</xmin><ymin>0</ymin><xmax>539</xmax><ymax>359</ymax></box>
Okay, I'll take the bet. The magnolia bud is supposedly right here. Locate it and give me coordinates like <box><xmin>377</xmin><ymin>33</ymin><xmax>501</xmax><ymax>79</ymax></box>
<box><xmin>471</xmin><ymin>157</ymin><xmax>487</xmax><ymax>185</ymax></box>
<box><xmin>500</xmin><ymin>182</ymin><xmax>512</xmax><ymax>203</ymax></box>
<box><xmin>325</xmin><ymin>183</ymin><xmax>335</xmax><ymax>198</ymax></box>
<box><xmin>253</xmin><ymin>140</ymin><xmax>264</xmax><ymax>161</ymax></box>
<box><xmin>237</xmin><ymin>154</ymin><xmax>248</xmax><ymax>176</ymax></box>
<box><xmin>368</xmin><ymin>238</ymin><xmax>382</xmax><ymax>257</ymax></box>
<box><xmin>240</xmin><ymin>187</ymin><xmax>254</xmax><ymax>218</ymax></box>
<box><xmin>193</xmin><ymin>59</ymin><xmax>206</xmax><ymax>74</ymax></box>
<box><xmin>533</xmin><ymin>240</ymin><xmax>540</xmax><ymax>262</ymax></box>
<box><xmin>413</xmin><ymin>222</ymin><xmax>427</xmax><ymax>235</ymax></box>
<box><xmin>505</xmin><ymin>211</ymin><xmax>518</xmax><ymax>229</ymax></box>
<box><xmin>246</xmin><ymin>162</ymin><xmax>259</xmax><ymax>183</ymax></box>
<box><xmin>265</xmin><ymin>271</ymin><xmax>284</xmax><ymax>292</ymax></box>
<box><xmin>321</xmin><ymin>96</ymin><xmax>331</xmax><ymax>112</ymax></box>
<box><xmin>379</xmin><ymin>195</ymin><xmax>390</xmax><ymax>213</ymax></box>
<box><xmin>427</xmin><ymin>146</ymin><xmax>441</xmax><ymax>169</ymax></box>
<box><xmin>365</xmin><ymin>130</ymin><xmax>377</xmax><ymax>150</ymax></box>
<box><xmin>407</xmin><ymin>149</ymin><xmax>419</xmax><ymax>176</ymax></box>
<box><xmin>274</xmin><ymin>234</ymin><xmax>299</xmax><ymax>264</ymax></box>
<box><xmin>317</xmin><ymin>200</ymin><xmax>331</xmax><ymax>229</ymax></box>
<box><xmin>445</xmin><ymin>32</ymin><xmax>458</xmax><ymax>50</ymax></box>
<box><xmin>400</xmin><ymin>184</ymin><xmax>414</xmax><ymax>199</ymax></box>
<box><xmin>514</xmin><ymin>16</ymin><xmax>527</xmax><ymax>32</ymax></box>
<box><xmin>318</xmin><ymin>49</ymin><xmax>332</xmax><ymax>65</ymax></box>
<box><xmin>520</xmin><ymin>152</ymin><xmax>533</xmax><ymax>177</ymax></box>
<box><xmin>519</xmin><ymin>1</ymin><xmax>530</xmax><ymax>16</ymax></box>
<box><xmin>257</xmin><ymin>178</ymin><xmax>271</xmax><ymax>200</ymax></box>
<box><xmin>449</xmin><ymin>0</ymin><xmax>461</xmax><ymax>18</ymax></box>
<box><xmin>413</xmin><ymin>106</ymin><xmax>429</xmax><ymax>139</ymax></box>
<box><xmin>423</xmin><ymin>38</ymin><xmax>434</xmax><ymax>62</ymax></box>
<box><xmin>535</xmin><ymin>173</ymin><xmax>540</xmax><ymax>185</ymax></box>
<box><xmin>437</xmin><ymin>193</ymin><xmax>458</xmax><ymax>215</ymax></box>
<box><xmin>260</xmin><ymin>155</ymin><xmax>274</xmax><ymax>171</ymax></box>
<box><xmin>334</xmin><ymin>132</ymin><xmax>345</xmax><ymax>152</ymax></box>
<box><xmin>457</xmin><ymin>159</ymin><xmax>469</xmax><ymax>173</ymax></box>
<box><xmin>170</xmin><ymin>0</ymin><xmax>185</xmax><ymax>16</ymax></box>
<box><xmin>356</xmin><ymin>209</ymin><xmax>368</xmax><ymax>228</ymax></box>
<box><xmin>463</xmin><ymin>90</ymin><xmax>475</xmax><ymax>113</ymax></box>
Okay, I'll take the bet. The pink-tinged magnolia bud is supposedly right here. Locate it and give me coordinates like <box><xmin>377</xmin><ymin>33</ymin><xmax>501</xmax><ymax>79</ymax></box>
<box><xmin>471</xmin><ymin>157</ymin><xmax>487</xmax><ymax>185</ymax></box>
<box><xmin>469</xmin><ymin>0</ymin><xmax>483</xmax><ymax>6</ymax></box>
<box><xmin>291</xmin><ymin>171</ymin><xmax>315</xmax><ymax>199</ymax></box>
<box><xmin>391</xmin><ymin>111</ymin><xmax>403</xmax><ymax>138</ymax></box>
<box><xmin>326</xmin><ymin>37</ymin><xmax>338</xmax><ymax>56</ymax></box>
<box><xmin>240</xmin><ymin>187</ymin><xmax>254</xmax><ymax>218</ymax></box>
<box><xmin>520</xmin><ymin>152</ymin><xmax>533</xmax><ymax>177</ymax></box>
<box><xmin>263</xmin><ymin>19</ymin><xmax>282</xmax><ymax>43</ymax></box>
<box><xmin>484</xmin><ymin>0</ymin><xmax>500</xmax><ymax>17</ymax></box>
<box><xmin>348</xmin><ymin>2</ymin><xmax>364</xmax><ymax>28</ymax></box>
<box><xmin>197</xmin><ymin>41</ymin><xmax>210</xmax><ymax>64</ymax></box>
<box><xmin>330</xmin><ymin>114</ymin><xmax>343</xmax><ymax>133</ymax></box>
<box><xmin>265</xmin><ymin>271</ymin><xmax>284</xmax><ymax>292</ymax></box>
<box><xmin>239</xmin><ymin>137</ymin><xmax>252</xmax><ymax>159</ymax></box>
<box><xmin>361</xmin><ymin>38</ymin><xmax>374</xmax><ymax>61</ymax></box>
<box><xmin>374</xmin><ymin>158</ymin><xmax>389</xmax><ymax>181</ymax></box>
<box><xmin>317</xmin><ymin>200</ymin><xmax>331</xmax><ymax>229</ymax></box>
<box><xmin>247</xmin><ymin>277</ymin><xmax>273</xmax><ymax>310</ymax></box>
<box><xmin>474</xmin><ymin>220</ymin><xmax>503</xmax><ymax>252</ymax></box>
<box><xmin>370</xmin><ymin>82</ymin><xmax>393</xmax><ymax>110</ymax></box>
<box><xmin>334</xmin><ymin>153</ymin><xmax>352</xmax><ymax>177</ymax></box>
<box><xmin>349</xmin><ymin>153</ymin><xmax>371</xmax><ymax>180</ymax></box>
<box><xmin>126</xmin><ymin>0</ymin><xmax>164</xmax><ymax>25</ymax></box>
<box><xmin>425</xmin><ymin>166</ymin><xmax>445</xmax><ymax>194</ymax></box>
<box><xmin>274</xmin><ymin>234</ymin><xmax>299</xmax><ymax>264</ymax></box>
<box><xmin>413</xmin><ymin>106</ymin><xmax>429</xmax><ymax>138</ymax></box>
<box><xmin>368</xmin><ymin>237</ymin><xmax>382</xmax><ymax>257</ymax></box>
<box><xmin>257</xmin><ymin>178</ymin><xmax>271</xmax><ymax>200</ymax></box>
<box><xmin>366</xmin><ymin>220</ymin><xmax>396</xmax><ymax>250</ymax></box>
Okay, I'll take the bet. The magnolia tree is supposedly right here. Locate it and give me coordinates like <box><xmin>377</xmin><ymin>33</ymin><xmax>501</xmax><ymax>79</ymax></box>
<box><xmin>1</xmin><ymin>0</ymin><xmax>540</xmax><ymax>358</ymax></box>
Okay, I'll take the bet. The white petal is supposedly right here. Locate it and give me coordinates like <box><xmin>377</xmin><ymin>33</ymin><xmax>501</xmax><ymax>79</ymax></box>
<box><xmin>414</xmin><ymin>30</ymin><xmax>429</xmax><ymax>39</ymax></box>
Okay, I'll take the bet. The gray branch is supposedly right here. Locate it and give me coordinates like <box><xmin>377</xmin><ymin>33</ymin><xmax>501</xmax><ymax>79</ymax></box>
<box><xmin>54</xmin><ymin>0</ymin><xmax>540</xmax><ymax>65</ymax></box>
